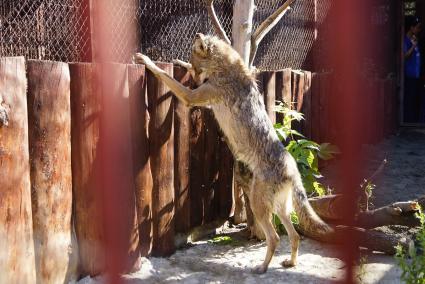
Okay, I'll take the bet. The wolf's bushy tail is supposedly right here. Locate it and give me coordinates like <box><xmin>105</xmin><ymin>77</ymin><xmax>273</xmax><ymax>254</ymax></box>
<box><xmin>292</xmin><ymin>178</ymin><xmax>333</xmax><ymax>236</ymax></box>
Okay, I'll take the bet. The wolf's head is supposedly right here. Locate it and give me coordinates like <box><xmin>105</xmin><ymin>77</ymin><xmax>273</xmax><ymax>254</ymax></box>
<box><xmin>190</xmin><ymin>33</ymin><xmax>252</xmax><ymax>85</ymax></box>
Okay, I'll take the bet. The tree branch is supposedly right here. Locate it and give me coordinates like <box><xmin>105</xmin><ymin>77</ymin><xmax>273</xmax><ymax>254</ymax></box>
<box><xmin>249</xmin><ymin>0</ymin><xmax>295</xmax><ymax>67</ymax></box>
<box><xmin>206</xmin><ymin>0</ymin><xmax>231</xmax><ymax>45</ymax></box>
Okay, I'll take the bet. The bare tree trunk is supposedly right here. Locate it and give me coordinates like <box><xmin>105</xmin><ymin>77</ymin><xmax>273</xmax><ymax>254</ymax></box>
<box><xmin>230</xmin><ymin>0</ymin><xmax>255</xmax><ymax>224</ymax></box>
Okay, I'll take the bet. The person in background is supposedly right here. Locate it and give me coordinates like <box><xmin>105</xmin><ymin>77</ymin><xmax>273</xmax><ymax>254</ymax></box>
<box><xmin>404</xmin><ymin>16</ymin><xmax>422</xmax><ymax>123</ymax></box>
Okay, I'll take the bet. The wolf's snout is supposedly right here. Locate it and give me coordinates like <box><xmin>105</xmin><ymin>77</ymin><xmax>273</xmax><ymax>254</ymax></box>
<box><xmin>195</xmin><ymin>33</ymin><xmax>204</xmax><ymax>39</ymax></box>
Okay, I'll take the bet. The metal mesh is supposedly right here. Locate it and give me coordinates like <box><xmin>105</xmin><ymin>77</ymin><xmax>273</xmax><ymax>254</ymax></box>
<box><xmin>0</xmin><ymin>0</ymin><xmax>91</xmax><ymax>62</ymax></box>
<box><xmin>138</xmin><ymin>0</ymin><xmax>234</xmax><ymax>64</ymax></box>
<box><xmin>0</xmin><ymin>0</ymin><xmax>396</xmax><ymax>73</ymax></box>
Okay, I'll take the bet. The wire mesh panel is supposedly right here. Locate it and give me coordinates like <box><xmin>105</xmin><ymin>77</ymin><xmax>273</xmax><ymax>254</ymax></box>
<box><xmin>138</xmin><ymin>0</ymin><xmax>233</xmax><ymax>63</ymax></box>
<box><xmin>0</xmin><ymin>0</ymin><xmax>91</xmax><ymax>62</ymax></box>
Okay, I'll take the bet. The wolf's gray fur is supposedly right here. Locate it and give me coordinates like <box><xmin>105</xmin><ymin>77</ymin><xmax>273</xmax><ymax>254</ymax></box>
<box><xmin>134</xmin><ymin>33</ymin><xmax>331</xmax><ymax>274</ymax></box>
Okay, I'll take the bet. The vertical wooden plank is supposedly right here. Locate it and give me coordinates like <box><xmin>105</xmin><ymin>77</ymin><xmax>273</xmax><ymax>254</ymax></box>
<box><xmin>189</xmin><ymin>107</ymin><xmax>205</xmax><ymax>227</ymax></box>
<box><xmin>319</xmin><ymin>73</ymin><xmax>330</xmax><ymax>143</ymax></box>
<box><xmin>27</xmin><ymin>60</ymin><xmax>77</xmax><ymax>283</ymax></box>
<box><xmin>173</xmin><ymin>66</ymin><xmax>191</xmax><ymax>233</ymax></box>
<box><xmin>100</xmin><ymin>63</ymin><xmax>141</xmax><ymax>272</ymax></box>
<box><xmin>0</xmin><ymin>57</ymin><xmax>36</xmax><ymax>284</ymax></box>
<box><xmin>275</xmin><ymin>68</ymin><xmax>292</xmax><ymax>123</ymax></box>
<box><xmin>128</xmin><ymin>64</ymin><xmax>152</xmax><ymax>257</ymax></box>
<box><xmin>301</xmin><ymin>71</ymin><xmax>312</xmax><ymax>139</ymax></box>
<box><xmin>147</xmin><ymin>62</ymin><xmax>175</xmax><ymax>256</ymax></box>
<box><xmin>291</xmin><ymin>70</ymin><xmax>305</xmax><ymax>133</ymax></box>
<box><xmin>202</xmin><ymin>111</ymin><xmax>220</xmax><ymax>223</ymax></box>
<box><xmin>217</xmin><ymin>138</ymin><xmax>234</xmax><ymax>219</ymax></box>
<box><xmin>262</xmin><ymin>71</ymin><xmax>276</xmax><ymax>124</ymax></box>
<box><xmin>311</xmin><ymin>73</ymin><xmax>321</xmax><ymax>142</ymax></box>
<box><xmin>70</xmin><ymin>63</ymin><xmax>105</xmax><ymax>276</ymax></box>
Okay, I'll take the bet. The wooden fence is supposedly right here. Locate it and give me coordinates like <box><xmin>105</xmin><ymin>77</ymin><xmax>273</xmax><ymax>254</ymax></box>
<box><xmin>0</xmin><ymin>57</ymin><xmax>398</xmax><ymax>281</ymax></box>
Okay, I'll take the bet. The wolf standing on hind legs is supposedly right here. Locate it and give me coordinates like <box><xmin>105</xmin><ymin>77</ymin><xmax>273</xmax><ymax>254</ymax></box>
<box><xmin>134</xmin><ymin>33</ymin><xmax>331</xmax><ymax>274</ymax></box>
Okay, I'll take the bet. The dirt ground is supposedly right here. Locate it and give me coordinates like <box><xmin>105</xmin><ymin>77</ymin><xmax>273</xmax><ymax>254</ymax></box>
<box><xmin>77</xmin><ymin>128</ymin><xmax>425</xmax><ymax>284</ymax></box>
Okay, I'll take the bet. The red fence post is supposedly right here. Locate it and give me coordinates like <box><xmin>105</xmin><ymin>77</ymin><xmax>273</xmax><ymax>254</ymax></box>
<box><xmin>0</xmin><ymin>57</ymin><xmax>36</xmax><ymax>283</ymax></box>
<box><xmin>147</xmin><ymin>62</ymin><xmax>175</xmax><ymax>256</ymax></box>
<box><xmin>100</xmin><ymin>63</ymin><xmax>141</xmax><ymax>273</ymax></box>
<box><xmin>27</xmin><ymin>60</ymin><xmax>77</xmax><ymax>283</ymax></box>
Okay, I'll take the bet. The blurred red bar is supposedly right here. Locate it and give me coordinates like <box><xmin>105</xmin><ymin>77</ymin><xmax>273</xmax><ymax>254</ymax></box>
<box><xmin>90</xmin><ymin>1</ymin><xmax>140</xmax><ymax>283</ymax></box>
<box><xmin>326</xmin><ymin>0</ymin><xmax>377</xmax><ymax>282</ymax></box>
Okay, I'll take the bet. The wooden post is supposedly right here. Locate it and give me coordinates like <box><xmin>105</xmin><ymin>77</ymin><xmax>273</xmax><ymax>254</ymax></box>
<box><xmin>27</xmin><ymin>60</ymin><xmax>77</xmax><ymax>283</ymax></box>
<box><xmin>0</xmin><ymin>57</ymin><xmax>36</xmax><ymax>284</ymax></box>
<box><xmin>275</xmin><ymin>68</ymin><xmax>292</xmax><ymax>124</ymax></box>
<box><xmin>147</xmin><ymin>62</ymin><xmax>175</xmax><ymax>256</ymax></box>
<box><xmin>202</xmin><ymin>111</ymin><xmax>220</xmax><ymax>223</ymax></box>
<box><xmin>190</xmin><ymin>107</ymin><xmax>205</xmax><ymax>227</ymax></box>
<box><xmin>319</xmin><ymin>73</ymin><xmax>330</xmax><ymax>143</ymax></box>
<box><xmin>291</xmin><ymin>70</ymin><xmax>305</xmax><ymax>133</ymax></box>
<box><xmin>311</xmin><ymin>73</ymin><xmax>320</xmax><ymax>142</ymax></box>
<box><xmin>173</xmin><ymin>66</ymin><xmax>191</xmax><ymax>233</ymax></box>
<box><xmin>69</xmin><ymin>63</ymin><xmax>105</xmax><ymax>276</ymax></box>
<box><xmin>128</xmin><ymin>64</ymin><xmax>152</xmax><ymax>257</ymax></box>
<box><xmin>217</xmin><ymin>139</ymin><xmax>234</xmax><ymax>219</ymax></box>
<box><xmin>301</xmin><ymin>71</ymin><xmax>312</xmax><ymax>139</ymax></box>
<box><xmin>100</xmin><ymin>63</ymin><xmax>141</xmax><ymax>273</ymax></box>
<box><xmin>262</xmin><ymin>71</ymin><xmax>277</xmax><ymax>124</ymax></box>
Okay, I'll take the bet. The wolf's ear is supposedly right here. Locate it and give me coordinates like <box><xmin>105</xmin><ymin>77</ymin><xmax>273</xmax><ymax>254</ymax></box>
<box><xmin>194</xmin><ymin>33</ymin><xmax>208</xmax><ymax>57</ymax></box>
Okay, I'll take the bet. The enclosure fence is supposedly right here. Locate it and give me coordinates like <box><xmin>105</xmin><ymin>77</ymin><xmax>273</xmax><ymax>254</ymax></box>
<box><xmin>1</xmin><ymin>0</ymin><xmax>337</xmax><ymax>70</ymax></box>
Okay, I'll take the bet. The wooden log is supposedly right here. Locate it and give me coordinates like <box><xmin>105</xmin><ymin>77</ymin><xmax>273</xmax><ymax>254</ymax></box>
<box><xmin>70</xmin><ymin>63</ymin><xmax>105</xmax><ymax>276</ymax></box>
<box><xmin>262</xmin><ymin>71</ymin><xmax>276</xmax><ymax>124</ymax></box>
<box><xmin>311</xmin><ymin>73</ymin><xmax>321</xmax><ymax>142</ymax></box>
<box><xmin>291</xmin><ymin>70</ymin><xmax>305</xmax><ymax>133</ymax></box>
<box><xmin>147</xmin><ymin>62</ymin><xmax>175</xmax><ymax>256</ymax></box>
<box><xmin>27</xmin><ymin>60</ymin><xmax>77</xmax><ymax>283</ymax></box>
<box><xmin>173</xmin><ymin>66</ymin><xmax>191</xmax><ymax>233</ymax></box>
<box><xmin>128</xmin><ymin>64</ymin><xmax>150</xmax><ymax>257</ymax></box>
<box><xmin>301</xmin><ymin>71</ymin><xmax>312</xmax><ymax>139</ymax></box>
<box><xmin>296</xmin><ymin>224</ymin><xmax>409</xmax><ymax>255</ymax></box>
<box><xmin>100</xmin><ymin>63</ymin><xmax>141</xmax><ymax>272</ymax></box>
<box><xmin>190</xmin><ymin>107</ymin><xmax>205</xmax><ymax>227</ymax></box>
<box><xmin>217</xmin><ymin>139</ymin><xmax>234</xmax><ymax>219</ymax></box>
<box><xmin>202</xmin><ymin>110</ymin><xmax>220</xmax><ymax>223</ymax></box>
<box><xmin>319</xmin><ymin>73</ymin><xmax>330</xmax><ymax>143</ymax></box>
<box><xmin>275</xmin><ymin>68</ymin><xmax>292</xmax><ymax>124</ymax></box>
<box><xmin>309</xmin><ymin>194</ymin><xmax>421</xmax><ymax>228</ymax></box>
<box><xmin>0</xmin><ymin>57</ymin><xmax>36</xmax><ymax>284</ymax></box>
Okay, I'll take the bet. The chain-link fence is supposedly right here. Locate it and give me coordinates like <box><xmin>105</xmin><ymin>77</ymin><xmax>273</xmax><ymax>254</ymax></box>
<box><xmin>0</xmin><ymin>0</ymin><xmax>91</xmax><ymax>62</ymax></box>
<box><xmin>0</xmin><ymin>0</ymin><xmax>399</xmax><ymax>72</ymax></box>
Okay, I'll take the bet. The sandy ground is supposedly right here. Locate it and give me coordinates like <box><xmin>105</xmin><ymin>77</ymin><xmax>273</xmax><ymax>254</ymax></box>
<box><xmin>77</xmin><ymin>128</ymin><xmax>425</xmax><ymax>284</ymax></box>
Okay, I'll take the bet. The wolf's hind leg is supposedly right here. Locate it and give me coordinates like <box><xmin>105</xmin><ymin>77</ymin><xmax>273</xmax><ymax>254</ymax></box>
<box><xmin>276</xmin><ymin>202</ymin><xmax>300</xmax><ymax>267</ymax></box>
<box><xmin>250</xmin><ymin>181</ymin><xmax>279</xmax><ymax>274</ymax></box>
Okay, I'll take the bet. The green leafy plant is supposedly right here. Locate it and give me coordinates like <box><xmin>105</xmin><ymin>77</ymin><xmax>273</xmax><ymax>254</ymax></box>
<box><xmin>274</xmin><ymin>101</ymin><xmax>340</xmax><ymax>196</ymax></box>
<box><xmin>272</xmin><ymin>102</ymin><xmax>339</xmax><ymax>233</ymax></box>
<box><xmin>395</xmin><ymin>206</ymin><xmax>425</xmax><ymax>284</ymax></box>
<box><xmin>207</xmin><ymin>236</ymin><xmax>239</xmax><ymax>246</ymax></box>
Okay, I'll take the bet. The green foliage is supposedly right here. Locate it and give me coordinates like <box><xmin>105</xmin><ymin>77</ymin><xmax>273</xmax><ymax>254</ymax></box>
<box><xmin>274</xmin><ymin>101</ymin><xmax>340</xmax><ymax>196</ymax></box>
<box><xmin>207</xmin><ymin>236</ymin><xmax>236</xmax><ymax>245</ymax></box>
<box><xmin>395</xmin><ymin>206</ymin><xmax>425</xmax><ymax>284</ymax></box>
<box><xmin>271</xmin><ymin>102</ymin><xmax>339</xmax><ymax>232</ymax></box>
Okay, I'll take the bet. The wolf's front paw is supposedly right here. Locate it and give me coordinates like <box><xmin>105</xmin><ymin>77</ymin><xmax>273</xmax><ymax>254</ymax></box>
<box><xmin>134</xmin><ymin>53</ymin><xmax>153</xmax><ymax>65</ymax></box>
